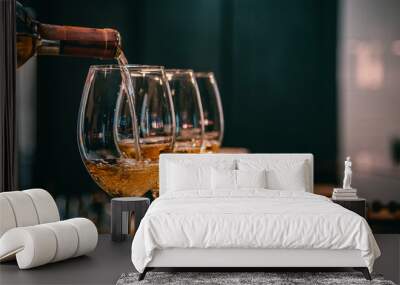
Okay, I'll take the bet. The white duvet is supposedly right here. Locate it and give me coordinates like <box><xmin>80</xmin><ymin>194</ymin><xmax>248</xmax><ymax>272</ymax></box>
<box><xmin>131</xmin><ymin>190</ymin><xmax>380</xmax><ymax>273</ymax></box>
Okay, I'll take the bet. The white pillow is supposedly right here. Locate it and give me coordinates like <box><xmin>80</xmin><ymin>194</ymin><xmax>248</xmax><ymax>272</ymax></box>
<box><xmin>238</xmin><ymin>159</ymin><xmax>307</xmax><ymax>191</ymax></box>
<box><xmin>211</xmin><ymin>168</ymin><xmax>236</xmax><ymax>190</ymax></box>
<box><xmin>167</xmin><ymin>162</ymin><xmax>211</xmax><ymax>191</ymax></box>
<box><xmin>266</xmin><ymin>165</ymin><xmax>306</xmax><ymax>191</ymax></box>
<box><xmin>211</xmin><ymin>169</ymin><xmax>267</xmax><ymax>190</ymax></box>
<box><xmin>236</xmin><ymin>169</ymin><xmax>267</xmax><ymax>189</ymax></box>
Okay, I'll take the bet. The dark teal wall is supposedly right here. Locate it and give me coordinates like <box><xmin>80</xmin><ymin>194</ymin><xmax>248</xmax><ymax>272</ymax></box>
<box><xmin>127</xmin><ymin>0</ymin><xmax>337</xmax><ymax>181</ymax></box>
<box><xmin>23</xmin><ymin>0</ymin><xmax>337</xmax><ymax>195</ymax></box>
<box><xmin>230</xmin><ymin>1</ymin><xmax>337</xmax><ymax>181</ymax></box>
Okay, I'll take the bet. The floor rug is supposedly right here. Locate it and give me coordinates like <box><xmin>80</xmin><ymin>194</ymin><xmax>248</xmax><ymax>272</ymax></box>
<box><xmin>117</xmin><ymin>271</ymin><xmax>396</xmax><ymax>285</ymax></box>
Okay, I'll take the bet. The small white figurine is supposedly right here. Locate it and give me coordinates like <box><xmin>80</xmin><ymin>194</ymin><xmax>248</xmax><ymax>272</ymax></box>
<box><xmin>343</xmin><ymin>156</ymin><xmax>352</xmax><ymax>189</ymax></box>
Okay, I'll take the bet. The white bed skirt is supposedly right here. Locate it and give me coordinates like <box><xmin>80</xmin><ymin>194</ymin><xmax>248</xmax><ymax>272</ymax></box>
<box><xmin>148</xmin><ymin>248</ymin><xmax>366</xmax><ymax>268</ymax></box>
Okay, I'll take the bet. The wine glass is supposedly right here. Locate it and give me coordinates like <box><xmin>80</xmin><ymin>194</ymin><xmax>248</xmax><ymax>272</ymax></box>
<box><xmin>116</xmin><ymin>65</ymin><xmax>175</xmax><ymax>198</ymax></box>
<box><xmin>166</xmin><ymin>69</ymin><xmax>205</xmax><ymax>153</ymax></box>
<box><xmin>116</xmin><ymin>66</ymin><xmax>175</xmax><ymax>162</ymax></box>
<box><xmin>194</xmin><ymin>72</ymin><xmax>224</xmax><ymax>153</ymax></box>
<box><xmin>77</xmin><ymin>65</ymin><xmax>174</xmax><ymax>197</ymax></box>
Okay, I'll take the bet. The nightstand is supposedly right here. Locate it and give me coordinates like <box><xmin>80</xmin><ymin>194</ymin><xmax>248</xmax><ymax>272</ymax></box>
<box><xmin>111</xmin><ymin>197</ymin><xmax>150</xmax><ymax>242</ymax></box>
<box><xmin>332</xmin><ymin>198</ymin><xmax>366</xmax><ymax>218</ymax></box>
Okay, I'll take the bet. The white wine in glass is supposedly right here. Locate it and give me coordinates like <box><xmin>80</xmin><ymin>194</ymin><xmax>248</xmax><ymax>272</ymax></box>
<box><xmin>78</xmin><ymin>65</ymin><xmax>174</xmax><ymax>197</ymax></box>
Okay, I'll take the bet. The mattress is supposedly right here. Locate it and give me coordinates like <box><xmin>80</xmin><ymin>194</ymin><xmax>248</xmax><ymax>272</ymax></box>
<box><xmin>131</xmin><ymin>190</ymin><xmax>380</xmax><ymax>273</ymax></box>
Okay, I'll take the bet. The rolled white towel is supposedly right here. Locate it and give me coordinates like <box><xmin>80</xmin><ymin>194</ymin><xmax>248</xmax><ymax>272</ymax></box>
<box><xmin>0</xmin><ymin>218</ymin><xmax>98</xmax><ymax>269</ymax></box>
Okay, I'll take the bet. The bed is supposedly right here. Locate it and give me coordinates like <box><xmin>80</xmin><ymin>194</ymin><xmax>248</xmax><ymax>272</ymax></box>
<box><xmin>131</xmin><ymin>154</ymin><xmax>380</xmax><ymax>280</ymax></box>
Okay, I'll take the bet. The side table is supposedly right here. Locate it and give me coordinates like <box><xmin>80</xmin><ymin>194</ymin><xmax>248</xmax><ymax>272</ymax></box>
<box><xmin>111</xmin><ymin>197</ymin><xmax>150</xmax><ymax>242</ymax></box>
<box><xmin>332</xmin><ymin>198</ymin><xmax>367</xmax><ymax>218</ymax></box>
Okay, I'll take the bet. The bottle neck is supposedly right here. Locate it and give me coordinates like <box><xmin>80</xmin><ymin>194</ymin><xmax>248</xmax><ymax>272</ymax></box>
<box><xmin>36</xmin><ymin>23</ymin><xmax>121</xmax><ymax>59</ymax></box>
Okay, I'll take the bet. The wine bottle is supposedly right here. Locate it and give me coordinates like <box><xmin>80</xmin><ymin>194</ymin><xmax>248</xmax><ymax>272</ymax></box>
<box><xmin>16</xmin><ymin>1</ymin><xmax>121</xmax><ymax>68</ymax></box>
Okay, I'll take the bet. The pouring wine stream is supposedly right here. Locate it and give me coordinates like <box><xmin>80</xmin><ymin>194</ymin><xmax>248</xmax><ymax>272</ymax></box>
<box><xmin>114</xmin><ymin>52</ymin><xmax>142</xmax><ymax>161</ymax></box>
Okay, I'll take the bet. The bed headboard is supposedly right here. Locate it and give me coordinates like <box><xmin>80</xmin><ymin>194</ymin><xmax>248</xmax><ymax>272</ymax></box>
<box><xmin>159</xmin><ymin>153</ymin><xmax>314</xmax><ymax>195</ymax></box>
